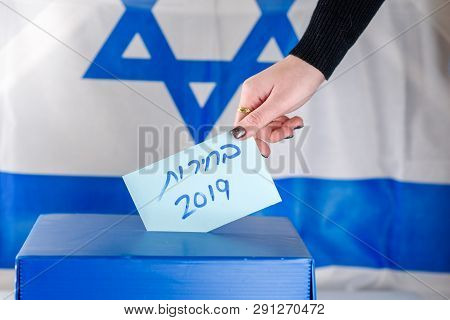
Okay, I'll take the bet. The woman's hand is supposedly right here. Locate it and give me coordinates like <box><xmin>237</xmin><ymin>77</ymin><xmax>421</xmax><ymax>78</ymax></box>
<box><xmin>231</xmin><ymin>55</ymin><xmax>325</xmax><ymax>157</ymax></box>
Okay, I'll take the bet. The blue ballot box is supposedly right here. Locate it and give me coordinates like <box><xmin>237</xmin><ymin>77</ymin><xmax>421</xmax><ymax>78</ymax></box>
<box><xmin>16</xmin><ymin>214</ymin><xmax>316</xmax><ymax>300</ymax></box>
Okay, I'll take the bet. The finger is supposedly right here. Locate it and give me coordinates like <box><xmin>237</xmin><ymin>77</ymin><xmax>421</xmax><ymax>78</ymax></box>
<box><xmin>234</xmin><ymin>80</ymin><xmax>265</xmax><ymax>126</ymax></box>
<box><xmin>274</xmin><ymin>115</ymin><xmax>289</xmax><ymax>123</ymax></box>
<box><xmin>265</xmin><ymin>116</ymin><xmax>288</xmax><ymax>130</ymax></box>
<box><xmin>255</xmin><ymin>125</ymin><xmax>273</xmax><ymax>143</ymax></box>
<box><xmin>283</xmin><ymin>116</ymin><xmax>304</xmax><ymax>129</ymax></box>
<box><xmin>267</xmin><ymin>120</ymin><xmax>284</xmax><ymax>129</ymax></box>
<box><xmin>258</xmin><ymin>115</ymin><xmax>302</xmax><ymax>142</ymax></box>
<box><xmin>255</xmin><ymin>138</ymin><xmax>271</xmax><ymax>158</ymax></box>
<box><xmin>267</xmin><ymin>116</ymin><xmax>303</xmax><ymax>131</ymax></box>
<box><xmin>269</xmin><ymin>125</ymin><xmax>294</xmax><ymax>143</ymax></box>
<box><xmin>231</xmin><ymin>94</ymin><xmax>282</xmax><ymax>139</ymax></box>
<box><xmin>234</xmin><ymin>105</ymin><xmax>254</xmax><ymax>127</ymax></box>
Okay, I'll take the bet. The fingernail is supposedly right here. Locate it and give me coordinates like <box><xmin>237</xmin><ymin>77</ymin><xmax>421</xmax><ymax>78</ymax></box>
<box><xmin>294</xmin><ymin>125</ymin><xmax>304</xmax><ymax>130</ymax></box>
<box><xmin>285</xmin><ymin>135</ymin><xmax>294</xmax><ymax>139</ymax></box>
<box><xmin>230</xmin><ymin>126</ymin><xmax>246</xmax><ymax>139</ymax></box>
<box><xmin>262</xmin><ymin>154</ymin><xmax>269</xmax><ymax>159</ymax></box>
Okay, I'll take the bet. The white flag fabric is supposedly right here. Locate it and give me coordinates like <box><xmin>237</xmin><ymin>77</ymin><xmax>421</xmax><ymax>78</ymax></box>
<box><xmin>0</xmin><ymin>0</ymin><xmax>449</xmax><ymax>298</ymax></box>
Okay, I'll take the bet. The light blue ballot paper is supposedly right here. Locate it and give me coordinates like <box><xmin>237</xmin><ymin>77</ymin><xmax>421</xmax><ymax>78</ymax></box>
<box><xmin>123</xmin><ymin>132</ymin><xmax>281</xmax><ymax>232</ymax></box>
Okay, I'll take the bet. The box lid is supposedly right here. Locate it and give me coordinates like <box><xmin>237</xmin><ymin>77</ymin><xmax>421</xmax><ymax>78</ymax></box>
<box><xmin>17</xmin><ymin>214</ymin><xmax>311</xmax><ymax>259</ymax></box>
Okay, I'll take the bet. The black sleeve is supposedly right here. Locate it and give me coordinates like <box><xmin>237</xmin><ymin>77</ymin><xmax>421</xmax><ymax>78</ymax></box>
<box><xmin>289</xmin><ymin>0</ymin><xmax>385</xmax><ymax>79</ymax></box>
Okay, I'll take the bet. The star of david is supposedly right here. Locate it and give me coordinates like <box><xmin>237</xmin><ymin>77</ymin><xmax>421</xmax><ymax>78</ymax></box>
<box><xmin>84</xmin><ymin>0</ymin><xmax>299</xmax><ymax>143</ymax></box>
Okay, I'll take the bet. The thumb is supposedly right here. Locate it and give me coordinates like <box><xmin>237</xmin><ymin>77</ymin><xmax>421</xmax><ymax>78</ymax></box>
<box><xmin>230</xmin><ymin>95</ymin><xmax>280</xmax><ymax>139</ymax></box>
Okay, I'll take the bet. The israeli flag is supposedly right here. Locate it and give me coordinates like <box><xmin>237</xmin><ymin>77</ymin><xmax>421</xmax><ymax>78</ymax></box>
<box><xmin>0</xmin><ymin>0</ymin><xmax>449</xmax><ymax>298</ymax></box>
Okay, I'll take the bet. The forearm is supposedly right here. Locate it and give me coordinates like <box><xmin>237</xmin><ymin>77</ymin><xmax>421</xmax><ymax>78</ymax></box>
<box><xmin>290</xmin><ymin>0</ymin><xmax>385</xmax><ymax>79</ymax></box>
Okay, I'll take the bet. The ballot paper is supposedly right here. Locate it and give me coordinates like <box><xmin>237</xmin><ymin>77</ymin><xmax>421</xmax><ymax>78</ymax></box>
<box><xmin>123</xmin><ymin>132</ymin><xmax>281</xmax><ymax>232</ymax></box>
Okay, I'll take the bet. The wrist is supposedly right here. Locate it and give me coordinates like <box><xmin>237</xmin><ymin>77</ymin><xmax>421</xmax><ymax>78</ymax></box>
<box><xmin>286</xmin><ymin>55</ymin><xmax>325</xmax><ymax>85</ymax></box>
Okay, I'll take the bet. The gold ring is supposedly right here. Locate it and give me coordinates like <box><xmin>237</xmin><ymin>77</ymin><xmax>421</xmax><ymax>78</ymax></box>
<box><xmin>238</xmin><ymin>106</ymin><xmax>252</xmax><ymax>114</ymax></box>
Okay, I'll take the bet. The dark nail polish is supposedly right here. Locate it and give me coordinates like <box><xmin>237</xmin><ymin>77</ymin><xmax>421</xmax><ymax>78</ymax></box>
<box><xmin>285</xmin><ymin>135</ymin><xmax>294</xmax><ymax>139</ymax></box>
<box><xmin>294</xmin><ymin>125</ymin><xmax>304</xmax><ymax>130</ymax></box>
<box><xmin>230</xmin><ymin>126</ymin><xmax>246</xmax><ymax>139</ymax></box>
<box><xmin>262</xmin><ymin>154</ymin><xmax>269</xmax><ymax>159</ymax></box>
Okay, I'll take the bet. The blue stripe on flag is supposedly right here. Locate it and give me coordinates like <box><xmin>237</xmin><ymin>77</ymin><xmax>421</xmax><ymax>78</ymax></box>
<box><xmin>1</xmin><ymin>171</ymin><xmax>449</xmax><ymax>271</ymax></box>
